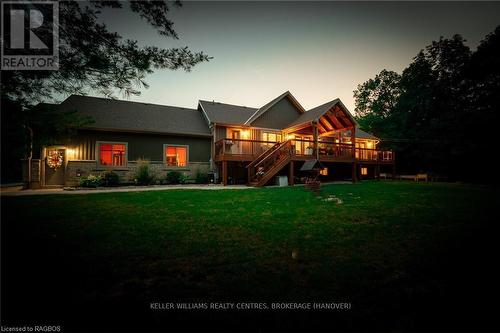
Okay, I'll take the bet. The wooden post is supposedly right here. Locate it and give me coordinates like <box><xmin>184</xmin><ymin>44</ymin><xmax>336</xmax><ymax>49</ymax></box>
<box><xmin>313</xmin><ymin>122</ymin><xmax>319</xmax><ymax>160</ymax></box>
<box><xmin>222</xmin><ymin>161</ymin><xmax>228</xmax><ymax>186</ymax></box>
<box><xmin>289</xmin><ymin>161</ymin><xmax>294</xmax><ymax>186</ymax></box>
<box><xmin>350</xmin><ymin>127</ymin><xmax>356</xmax><ymax>159</ymax></box>
<box><xmin>352</xmin><ymin>161</ymin><xmax>358</xmax><ymax>182</ymax></box>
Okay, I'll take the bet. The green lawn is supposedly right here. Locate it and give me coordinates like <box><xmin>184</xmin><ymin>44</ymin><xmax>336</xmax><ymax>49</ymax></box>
<box><xmin>1</xmin><ymin>181</ymin><xmax>499</xmax><ymax>331</ymax></box>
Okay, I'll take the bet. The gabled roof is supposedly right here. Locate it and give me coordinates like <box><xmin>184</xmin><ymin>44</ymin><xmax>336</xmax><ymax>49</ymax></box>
<box><xmin>198</xmin><ymin>100</ymin><xmax>257</xmax><ymax>125</ymax></box>
<box><xmin>286</xmin><ymin>98</ymin><xmax>358</xmax><ymax>129</ymax></box>
<box><xmin>58</xmin><ymin>95</ymin><xmax>211</xmax><ymax>137</ymax></box>
<box><xmin>244</xmin><ymin>91</ymin><xmax>305</xmax><ymax>125</ymax></box>
<box><xmin>345</xmin><ymin>128</ymin><xmax>379</xmax><ymax>141</ymax></box>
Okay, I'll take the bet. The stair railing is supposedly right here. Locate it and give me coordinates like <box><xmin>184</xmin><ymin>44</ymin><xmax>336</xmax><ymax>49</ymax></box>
<box><xmin>248</xmin><ymin>140</ymin><xmax>293</xmax><ymax>184</ymax></box>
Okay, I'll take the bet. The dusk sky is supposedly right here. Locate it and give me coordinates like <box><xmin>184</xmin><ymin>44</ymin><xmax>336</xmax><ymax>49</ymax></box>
<box><xmin>89</xmin><ymin>1</ymin><xmax>500</xmax><ymax>113</ymax></box>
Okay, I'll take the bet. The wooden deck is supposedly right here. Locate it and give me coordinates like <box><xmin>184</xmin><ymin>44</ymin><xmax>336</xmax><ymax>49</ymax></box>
<box><xmin>214</xmin><ymin>138</ymin><xmax>395</xmax><ymax>164</ymax></box>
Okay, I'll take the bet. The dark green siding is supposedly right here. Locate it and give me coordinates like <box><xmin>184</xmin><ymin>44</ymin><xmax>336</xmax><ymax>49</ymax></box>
<box><xmin>251</xmin><ymin>97</ymin><xmax>302</xmax><ymax>129</ymax></box>
<box><xmin>70</xmin><ymin>130</ymin><xmax>211</xmax><ymax>162</ymax></box>
<box><xmin>215</xmin><ymin>126</ymin><xmax>226</xmax><ymax>141</ymax></box>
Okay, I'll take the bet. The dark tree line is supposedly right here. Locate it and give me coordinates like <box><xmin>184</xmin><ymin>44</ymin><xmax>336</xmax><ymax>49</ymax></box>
<box><xmin>354</xmin><ymin>26</ymin><xmax>500</xmax><ymax>182</ymax></box>
<box><xmin>1</xmin><ymin>1</ymin><xmax>210</xmax><ymax>183</ymax></box>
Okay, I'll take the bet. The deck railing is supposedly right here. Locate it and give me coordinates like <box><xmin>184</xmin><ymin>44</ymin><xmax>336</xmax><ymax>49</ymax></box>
<box><xmin>215</xmin><ymin>138</ymin><xmax>278</xmax><ymax>157</ymax></box>
<box><xmin>214</xmin><ymin>138</ymin><xmax>394</xmax><ymax>162</ymax></box>
<box><xmin>292</xmin><ymin>139</ymin><xmax>354</xmax><ymax>159</ymax></box>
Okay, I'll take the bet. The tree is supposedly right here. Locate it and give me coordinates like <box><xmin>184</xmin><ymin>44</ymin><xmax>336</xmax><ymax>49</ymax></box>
<box><xmin>354</xmin><ymin>69</ymin><xmax>401</xmax><ymax>119</ymax></box>
<box><xmin>1</xmin><ymin>1</ymin><xmax>210</xmax><ymax>105</ymax></box>
<box><xmin>353</xmin><ymin>27</ymin><xmax>499</xmax><ymax>181</ymax></box>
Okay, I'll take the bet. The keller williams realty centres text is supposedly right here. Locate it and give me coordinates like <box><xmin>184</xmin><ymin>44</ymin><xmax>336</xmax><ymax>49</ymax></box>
<box><xmin>150</xmin><ymin>302</ymin><xmax>352</xmax><ymax>311</ymax></box>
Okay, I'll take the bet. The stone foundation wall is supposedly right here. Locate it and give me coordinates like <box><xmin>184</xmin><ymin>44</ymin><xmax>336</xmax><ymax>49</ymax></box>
<box><xmin>64</xmin><ymin>160</ymin><xmax>210</xmax><ymax>186</ymax></box>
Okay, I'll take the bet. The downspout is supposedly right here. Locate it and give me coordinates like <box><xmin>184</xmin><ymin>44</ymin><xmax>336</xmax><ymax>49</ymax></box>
<box><xmin>313</xmin><ymin>121</ymin><xmax>319</xmax><ymax>160</ymax></box>
<box><xmin>211</xmin><ymin>123</ymin><xmax>216</xmax><ymax>172</ymax></box>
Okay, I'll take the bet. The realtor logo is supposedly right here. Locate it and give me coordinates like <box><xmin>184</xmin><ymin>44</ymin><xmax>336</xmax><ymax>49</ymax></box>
<box><xmin>1</xmin><ymin>1</ymin><xmax>59</xmax><ymax>70</ymax></box>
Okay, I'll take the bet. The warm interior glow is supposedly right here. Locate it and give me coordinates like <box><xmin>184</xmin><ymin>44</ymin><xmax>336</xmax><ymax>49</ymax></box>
<box><xmin>286</xmin><ymin>134</ymin><xmax>294</xmax><ymax>141</ymax></box>
<box><xmin>100</xmin><ymin>143</ymin><xmax>126</xmax><ymax>166</ymax></box>
<box><xmin>320</xmin><ymin>168</ymin><xmax>328</xmax><ymax>176</ymax></box>
<box><xmin>241</xmin><ymin>130</ymin><xmax>250</xmax><ymax>139</ymax></box>
<box><xmin>166</xmin><ymin>146</ymin><xmax>187</xmax><ymax>167</ymax></box>
<box><xmin>262</xmin><ymin>131</ymin><xmax>282</xmax><ymax>142</ymax></box>
<box><xmin>361</xmin><ymin>167</ymin><xmax>368</xmax><ymax>176</ymax></box>
<box><xmin>366</xmin><ymin>141</ymin><xmax>374</xmax><ymax>149</ymax></box>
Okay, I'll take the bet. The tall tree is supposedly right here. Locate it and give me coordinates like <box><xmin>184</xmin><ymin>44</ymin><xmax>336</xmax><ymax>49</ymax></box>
<box><xmin>354</xmin><ymin>69</ymin><xmax>401</xmax><ymax>119</ymax></box>
<box><xmin>1</xmin><ymin>1</ymin><xmax>210</xmax><ymax>105</ymax></box>
<box><xmin>353</xmin><ymin>28</ymin><xmax>499</xmax><ymax>181</ymax></box>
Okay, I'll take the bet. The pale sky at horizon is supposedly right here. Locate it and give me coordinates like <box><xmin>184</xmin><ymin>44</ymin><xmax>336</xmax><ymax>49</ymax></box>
<box><xmin>66</xmin><ymin>1</ymin><xmax>500</xmax><ymax>113</ymax></box>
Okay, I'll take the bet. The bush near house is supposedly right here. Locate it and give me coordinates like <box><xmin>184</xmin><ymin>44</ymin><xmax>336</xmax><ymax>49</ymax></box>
<box><xmin>165</xmin><ymin>171</ymin><xmax>188</xmax><ymax>184</ymax></box>
<box><xmin>133</xmin><ymin>159</ymin><xmax>156</xmax><ymax>185</ymax></box>
<box><xmin>195</xmin><ymin>170</ymin><xmax>209</xmax><ymax>184</ymax></box>
<box><xmin>101</xmin><ymin>170</ymin><xmax>120</xmax><ymax>186</ymax></box>
<box><xmin>78</xmin><ymin>174</ymin><xmax>103</xmax><ymax>188</ymax></box>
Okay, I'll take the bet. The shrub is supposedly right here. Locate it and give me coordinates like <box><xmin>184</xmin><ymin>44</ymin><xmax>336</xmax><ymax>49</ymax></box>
<box><xmin>195</xmin><ymin>170</ymin><xmax>209</xmax><ymax>184</ymax></box>
<box><xmin>79</xmin><ymin>174</ymin><xmax>103</xmax><ymax>188</ymax></box>
<box><xmin>179</xmin><ymin>173</ymin><xmax>189</xmax><ymax>184</ymax></box>
<box><xmin>166</xmin><ymin>171</ymin><xmax>188</xmax><ymax>184</ymax></box>
<box><xmin>133</xmin><ymin>159</ymin><xmax>155</xmax><ymax>185</ymax></box>
<box><xmin>102</xmin><ymin>170</ymin><xmax>120</xmax><ymax>186</ymax></box>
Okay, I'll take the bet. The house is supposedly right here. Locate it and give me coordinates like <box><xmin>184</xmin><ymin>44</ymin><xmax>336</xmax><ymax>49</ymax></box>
<box><xmin>23</xmin><ymin>91</ymin><xmax>395</xmax><ymax>188</ymax></box>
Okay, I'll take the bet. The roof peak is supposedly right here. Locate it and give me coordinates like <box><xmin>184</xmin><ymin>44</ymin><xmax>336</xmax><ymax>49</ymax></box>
<box><xmin>244</xmin><ymin>90</ymin><xmax>305</xmax><ymax>125</ymax></box>
<box><xmin>199</xmin><ymin>99</ymin><xmax>257</xmax><ymax>110</ymax></box>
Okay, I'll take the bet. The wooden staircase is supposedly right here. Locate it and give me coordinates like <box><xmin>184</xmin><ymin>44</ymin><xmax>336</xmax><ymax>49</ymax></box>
<box><xmin>247</xmin><ymin>140</ymin><xmax>293</xmax><ymax>187</ymax></box>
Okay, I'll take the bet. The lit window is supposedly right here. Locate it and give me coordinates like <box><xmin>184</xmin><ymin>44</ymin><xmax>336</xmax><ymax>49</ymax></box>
<box><xmin>361</xmin><ymin>167</ymin><xmax>368</xmax><ymax>176</ymax></box>
<box><xmin>99</xmin><ymin>143</ymin><xmax>126</xmax><ymax>166</ymax></box>
<box><xmin>262</xmin><ymin>132</ymin><xmax>282</xmax><ymax>142</ymax></box>
<box><xmin>165</xmin><ymin>145</ymin><xmax>188</xmax><ymax>167</ymax></box>
<box><xmin>320</xmin><ymin>168</ymin><xmax>328</xmax><ymax>176</ymax></box>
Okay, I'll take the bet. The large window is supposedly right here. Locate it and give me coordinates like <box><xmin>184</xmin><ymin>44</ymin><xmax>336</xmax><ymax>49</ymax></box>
<box><xmin>165</xmin><ymin>145</ymin><xmax>188</xmax><ymax>167</ymax></box>
<box><xmin>99</xmin><ymin>142</ymin><xmax>127</xmax><ymax>166</ymax></box>
<box><xmin>262</xmin><ymin>131</ymin><xmax>282</xmax><ymax>142</ymax></box>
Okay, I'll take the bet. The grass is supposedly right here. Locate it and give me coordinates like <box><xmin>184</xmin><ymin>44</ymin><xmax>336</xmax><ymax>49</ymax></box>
<box><xmin>1</xmin><ymin>181</ymin><xmax>499</xmax><ymax>331</ymax></box>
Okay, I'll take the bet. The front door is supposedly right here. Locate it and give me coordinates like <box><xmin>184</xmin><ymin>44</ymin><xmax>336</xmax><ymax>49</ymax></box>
<box><xmin>45</xmin><ymin>148</ymin><xmax>66</xmax><ymax>186</ymax></box>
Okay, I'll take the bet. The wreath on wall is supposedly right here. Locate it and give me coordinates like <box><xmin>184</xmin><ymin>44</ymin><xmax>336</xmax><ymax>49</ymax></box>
<box><xmin>47</xmin><ymin>150</ymin><xmax>63</xmax><ymax>169</ymax></box>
